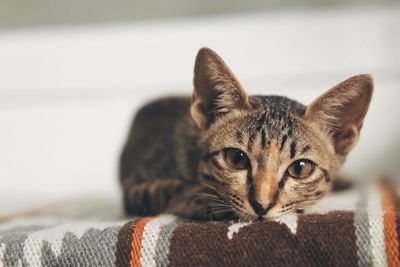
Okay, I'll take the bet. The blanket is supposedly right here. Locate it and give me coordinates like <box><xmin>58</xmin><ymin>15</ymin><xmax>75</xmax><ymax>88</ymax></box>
<box><xmin>1</xmin><ymin>178</ymin><xmax>399</xmax><ymax>267</ymax></box>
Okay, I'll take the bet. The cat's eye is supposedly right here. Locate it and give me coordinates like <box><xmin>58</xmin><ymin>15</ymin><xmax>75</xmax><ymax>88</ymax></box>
<box><xmin>224</xmin><ymin>148</ymin><xmax>250</xmax><ymax>170</ymax></box>
<box><xmin>287</xmin><ymin>159</ymin><xmax>315</xmax><ymax>179</ymax></box>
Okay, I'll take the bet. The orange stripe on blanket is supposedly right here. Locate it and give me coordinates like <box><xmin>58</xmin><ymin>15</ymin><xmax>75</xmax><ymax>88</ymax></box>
<box><xmin>130</xmin><ymin>217</ymin><xmax>156</xmax><ymax>267</ymax></box>
<box><xmin>380</xmin><ymin>182</ymin><xmax>400</xmax><ymax>267</ymax></box>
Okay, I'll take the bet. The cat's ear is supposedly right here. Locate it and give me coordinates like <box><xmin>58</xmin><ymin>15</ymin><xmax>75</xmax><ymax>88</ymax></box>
<box><xmin>191</xmin><ymin>48</ymin><xmax>252</xmax><ymax>130</ymax></box>
<box><xmin>305</xmin><ymin>74</ymin><xmax>373</xmax><ymax>156</ymax></box>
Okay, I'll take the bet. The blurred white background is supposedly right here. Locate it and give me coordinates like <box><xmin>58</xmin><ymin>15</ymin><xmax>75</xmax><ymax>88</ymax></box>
<box><xmin>0</xmin><ymin>1</ymin><xmax>399</xmax><ymax>215</ymax></box>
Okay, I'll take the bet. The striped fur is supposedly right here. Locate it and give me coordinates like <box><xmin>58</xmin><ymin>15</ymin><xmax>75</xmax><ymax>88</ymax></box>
<box><xmin>119</xmin><ymin>48</ymin><xmax>373</xmax><ymax>221</ymax></box>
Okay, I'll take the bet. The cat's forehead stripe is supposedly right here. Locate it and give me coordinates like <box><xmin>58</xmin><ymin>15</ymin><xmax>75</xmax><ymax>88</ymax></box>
<box><xmin>260</xmin><ymin>128</ymin><xmax>268</xmax><ymax>149</ymax></box>
<box><xmin>234</xmin><ymin>130</ymin><xmax>244</xmax><ymax>145</ymax></box>
<box><xmin>301</xmin><ymin>145</ymin><xmax>311</xmax><ymax>154</ymax></box>
<box><xmin>290</xmin><ymin>142</ymin><xmax>297</xmax><ymax>159</ymax></box>
<box><xmin>280</xmin><ymin>135</ymin><xmax>288</xmax><ymax>151</ymax></box>
<box><xmin>257</xmin><ymin>111</ymin><xmax>268</xmax><ymax>125</ymax></box>
<box><xmin>247</xmin><ymin>131</ymin><xmax>257</xmax><ymax>152</ymax></box>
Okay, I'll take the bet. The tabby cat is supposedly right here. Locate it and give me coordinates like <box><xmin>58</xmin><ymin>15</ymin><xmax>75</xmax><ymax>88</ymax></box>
<box><xmin>119</xmin><ymin>48</ymin><xmax>373</xmax><ymax>221</ymax></box>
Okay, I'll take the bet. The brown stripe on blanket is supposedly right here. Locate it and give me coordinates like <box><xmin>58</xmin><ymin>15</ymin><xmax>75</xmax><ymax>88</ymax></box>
<box><xmin>168</xmin><ymin>211</ymin><xmax>358</xmax><ymax>267</ymax></box>
<box><xmin>115</xmin><ymin>219</ymin><xmax>141</xmax><ymax>267</ymax></box>
<box><xmin>296</xmin><ymin>212</ymin><xmax>358</xmax><ymax>267</ymax></box>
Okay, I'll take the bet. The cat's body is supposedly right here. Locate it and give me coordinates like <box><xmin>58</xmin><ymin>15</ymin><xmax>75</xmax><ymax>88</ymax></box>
<box><xmin>120</xmin><ymin>95</ymin><xmax>305</xmax><ymax>219</ymax></box>
<box><xmin>120</xmin><ymin>48</ymin><xmax>373</xmax><ymax>221</ymax></box>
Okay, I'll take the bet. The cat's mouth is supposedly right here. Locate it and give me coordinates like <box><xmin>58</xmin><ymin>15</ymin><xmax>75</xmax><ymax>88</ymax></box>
<box><xmin>233</xmin><ymin>211</ymin><xmax>257</xmax><ymax>222</ymax></box>
<box><xmin>206</xmin><ymin>190</ymin><xmax>302</xmax><ymax>221</ymax></box>
<box><xmin>232</xmin><ymin>210</ymin><xmax>285</xmax><ymax>222</ymax></box>
<box><xmin>232</xmin><ymin>201</ymin><xmax>303</xmax><ymax>221</ymax></box>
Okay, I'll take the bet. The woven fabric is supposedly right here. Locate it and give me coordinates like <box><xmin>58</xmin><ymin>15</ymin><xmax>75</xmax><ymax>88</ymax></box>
<box><xmin>1</xmin><ymin>179</ymin><xmax>399</xmax><ymax>267</ymax></box>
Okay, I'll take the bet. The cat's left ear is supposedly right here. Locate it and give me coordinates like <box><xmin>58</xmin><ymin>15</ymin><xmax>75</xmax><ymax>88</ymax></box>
<box><xmin>191</xmin><ymin>48</ymin><xmax>252</xmax><ymax>130</ymax></box>
<box><xmin>305</xmin><ymin>74</ymin><xmax>373</xmax><ymax>156</ymax></box>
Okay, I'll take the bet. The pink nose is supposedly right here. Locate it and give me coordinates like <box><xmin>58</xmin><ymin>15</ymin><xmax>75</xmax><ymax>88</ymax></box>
<box><xmin>261</xmin><ymin>201</ymin><xmax>270</xmax><ymax>210</ymax></box>
<box><xmin>252</xmin><ymin>201</ymin><xmax>270</xmax><ymax>216</ymax></box>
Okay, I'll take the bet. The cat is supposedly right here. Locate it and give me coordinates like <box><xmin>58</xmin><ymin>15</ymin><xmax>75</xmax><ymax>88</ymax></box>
<box><xmin>119</xmin><ymin>48</ymin><xmax>373</xmax><ymax>221</ymax></box>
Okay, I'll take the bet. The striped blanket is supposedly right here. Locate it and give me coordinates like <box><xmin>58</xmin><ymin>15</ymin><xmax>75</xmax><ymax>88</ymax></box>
<box><xmin>1</xmin><ymin>179</ymin><xmax>399</xmax><ymax>267</ymax></box>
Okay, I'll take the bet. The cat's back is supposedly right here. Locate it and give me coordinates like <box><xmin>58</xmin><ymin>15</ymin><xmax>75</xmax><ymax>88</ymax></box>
<box><xmin>119</xmin><ymin>96</ymin><xmax>193</xmax><ymax>182</ymax></box>
<box><xmin>130</xmin><ymin>96</ymin><xmax>191</xmax><ymax>133</ymax></box>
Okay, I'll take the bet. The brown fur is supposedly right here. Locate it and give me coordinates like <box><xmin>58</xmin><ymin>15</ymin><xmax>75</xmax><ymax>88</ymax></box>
<box><xmin>119</xmin><ymin>48</ymin><xmax>373</xmax><ymax>221</ymax></box>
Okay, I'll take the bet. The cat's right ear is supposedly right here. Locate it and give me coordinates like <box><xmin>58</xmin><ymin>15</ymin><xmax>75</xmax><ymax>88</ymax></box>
<box><xmin>191</xmin><ymin>48</ymin><xmax>252</xmax><ymax>130</ymax></box>
<box><xmin>304</xmin><ymin>74</ymin><xmax>373</xmax><ymax>156</ymax></box>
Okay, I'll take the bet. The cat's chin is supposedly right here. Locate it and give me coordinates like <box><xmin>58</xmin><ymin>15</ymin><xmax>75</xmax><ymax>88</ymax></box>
<box><xmin>234</xmin><ymin>210</ymin><xmax>297</xmax><ymax>222</ymax></box>
<box><xmin>233</xmin><ymin>210</ymin><xmax>284</xmax><ymax>222</ymax></box>
<box><xmin>234</xmin><ymin>212</ymin><xmax>258</xmax><ymax>222</ymax></box>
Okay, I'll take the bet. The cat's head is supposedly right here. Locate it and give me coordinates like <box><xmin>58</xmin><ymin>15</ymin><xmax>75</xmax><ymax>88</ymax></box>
<box><xmin>191</xmin><ymin>48</ymin><xmax>373</xmax><ymax>220</ymax></box>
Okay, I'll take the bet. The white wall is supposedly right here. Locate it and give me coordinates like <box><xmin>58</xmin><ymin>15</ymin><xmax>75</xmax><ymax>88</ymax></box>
<box><xmin>1</xmin><ymin>4</ymin><xmax>399</xmax><ymax>213</ymax></box>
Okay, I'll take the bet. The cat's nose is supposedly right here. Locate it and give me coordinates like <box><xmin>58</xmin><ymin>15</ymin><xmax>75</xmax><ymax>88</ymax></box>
<box><xmin>252</xmin><ymin>201</ymin><xmax>270</xmax><ymax>216</ymax></box>
<box><xmin>261</xmin><ymin>201</ymin><xmax>270</xmax><ymax>210</ymax></box>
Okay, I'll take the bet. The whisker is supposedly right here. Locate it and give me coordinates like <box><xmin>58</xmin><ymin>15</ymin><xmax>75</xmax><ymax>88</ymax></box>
<box><xmin>207</xmin><ymin>204</ymin><xmax>234</xmax><ymax>210</ymax></box>
<box><xmin>194</xmin><ymin>193</ymin><xmax>225</xmax><ymax>202</ymax></box>
<box><xmin>198</xmin><ymin>180</ymin><xmax>217</xmax><ymax>191</ymax></box>
<box><xmin>280</xmin><ymin>194</ymin><xmax>326</xmax><ymax>214</ymax></box>
<box><xmin>211</xmin><ymin>208</ymin><xmax>235</xmax><ymax>215</ymax></box>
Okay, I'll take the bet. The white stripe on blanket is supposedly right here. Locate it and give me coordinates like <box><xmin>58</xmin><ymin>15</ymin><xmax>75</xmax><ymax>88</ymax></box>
<box><xmin>368</xmin><ymin>187</ymin><xmax>388</xmax><ymax>267</ymax></box>
<box><xmin>22</xmin><ymin>221</ymin><xmax>124</xmax><ymax>267</ymax></box>
<box><xmin>140</xmin><ymin>215</ymin><xmax>178</xmax><ymax>267</ymax></box>
<box><xmin>0</xmin><ymin>241</ymin><xmax>6</xmax><ymax>267</ymax></box>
